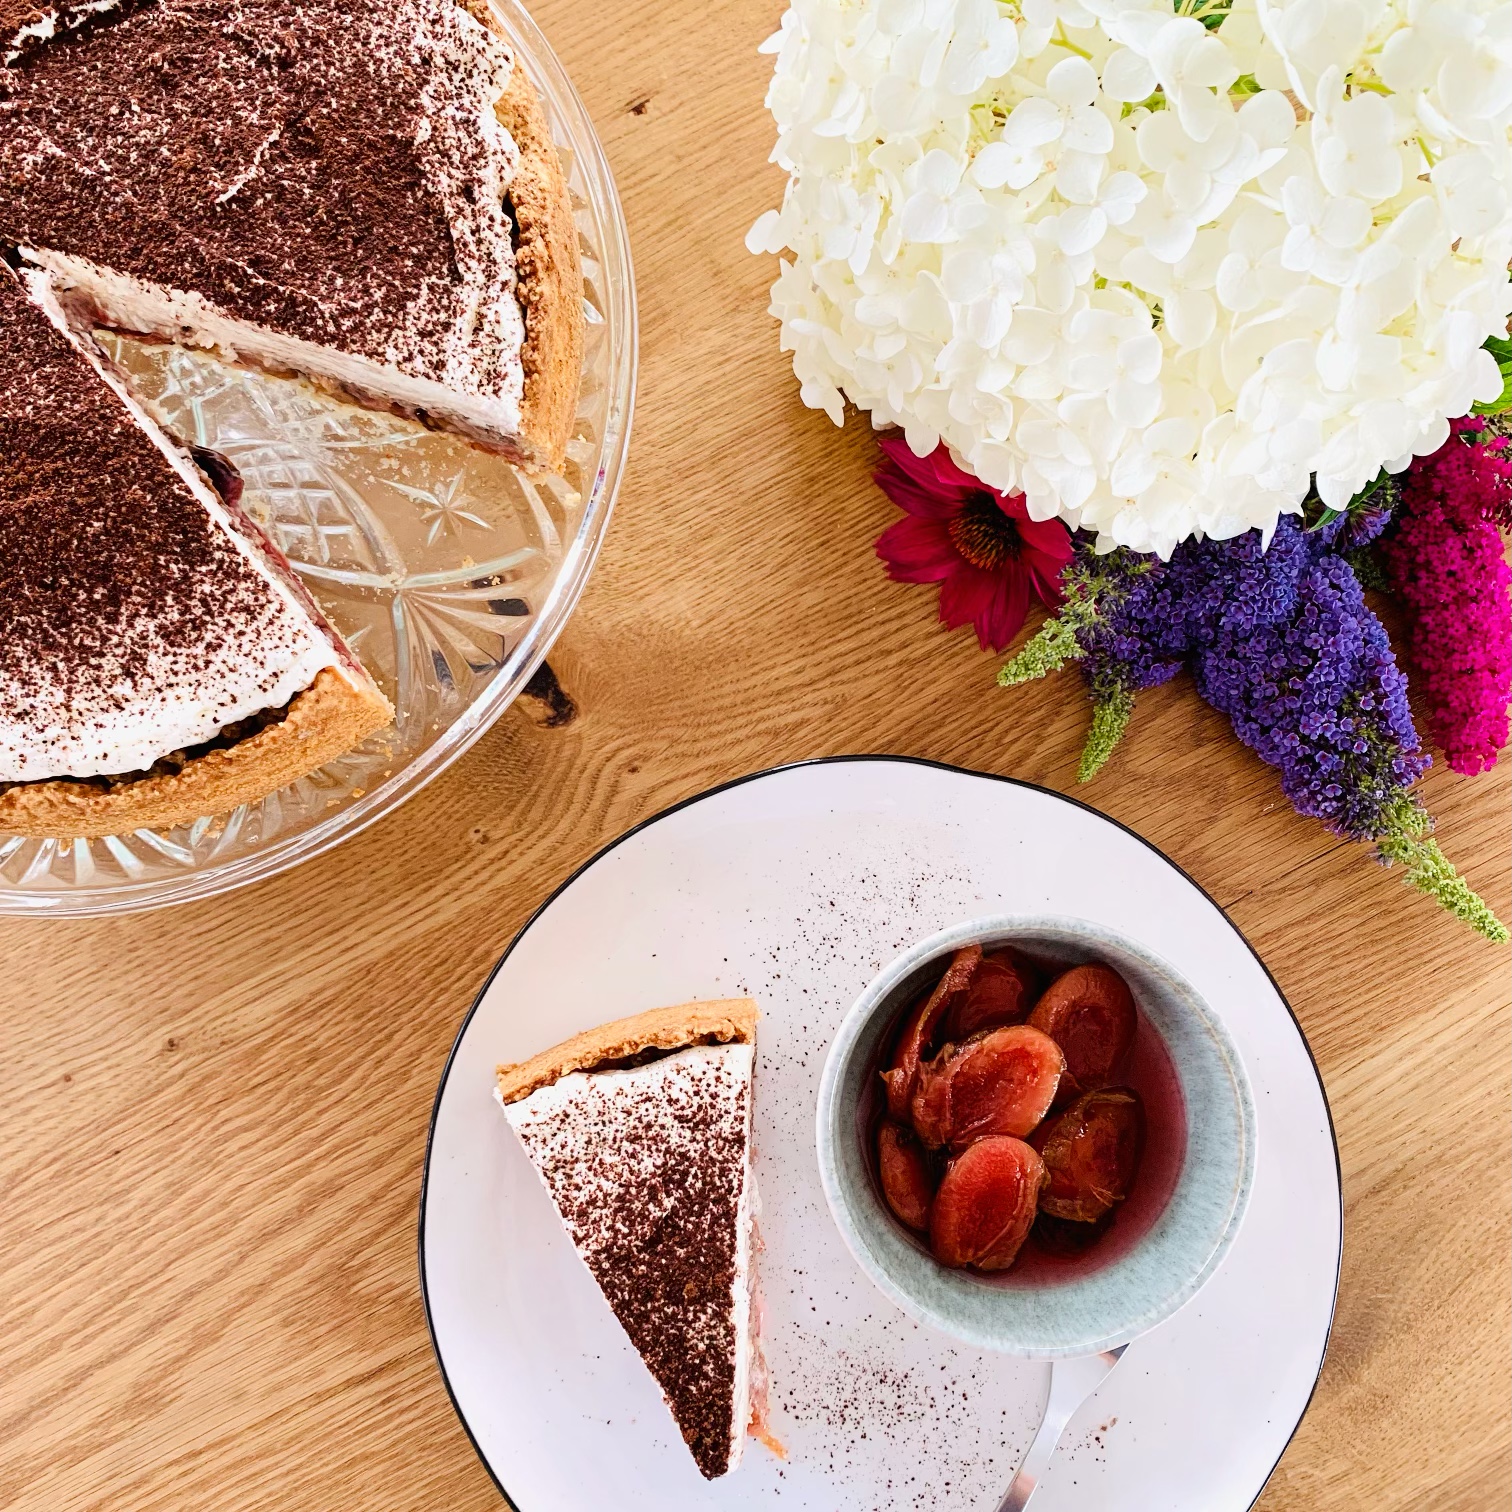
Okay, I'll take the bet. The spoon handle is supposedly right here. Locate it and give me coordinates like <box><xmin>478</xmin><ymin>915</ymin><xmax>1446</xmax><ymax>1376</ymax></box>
<box><xmin>995</xmin><ymin>1344</ymin><xmax>1127</xmax><ymax>1512</ymax></box>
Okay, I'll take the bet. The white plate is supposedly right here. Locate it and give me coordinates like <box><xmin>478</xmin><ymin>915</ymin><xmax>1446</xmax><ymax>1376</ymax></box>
<box><xmin>421</xmin><ymin>758</ymin><xmax>1341</xmax><ymax>1511</ymax></box>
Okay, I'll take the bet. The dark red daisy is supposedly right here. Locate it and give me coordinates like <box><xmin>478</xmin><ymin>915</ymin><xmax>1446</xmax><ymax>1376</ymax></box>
<box><xmin>874</xmin><ymin>435</ymin><xmax>1073</xmax><ymax>652</ymax></box>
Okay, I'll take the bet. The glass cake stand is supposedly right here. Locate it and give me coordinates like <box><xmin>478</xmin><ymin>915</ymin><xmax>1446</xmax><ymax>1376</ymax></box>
<box><xmin>0</xmin><ymin>0</ymin><xmax>635</xmax><ymax>916</ymax></box>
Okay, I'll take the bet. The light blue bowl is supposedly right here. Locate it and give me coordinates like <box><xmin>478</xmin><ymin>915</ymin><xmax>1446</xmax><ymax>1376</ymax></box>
<box><xmin>816</xmin><ymin>915</ymin><xmax>1256</xmax><ymax>1358</ymax></box>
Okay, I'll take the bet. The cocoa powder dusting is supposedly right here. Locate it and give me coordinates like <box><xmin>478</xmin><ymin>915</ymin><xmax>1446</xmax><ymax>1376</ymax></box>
<box><xmin>0</xmin><ymin>266</ymin><xmax>316</xmax><ymax>772</ymax></box>
<box><xmin>0</xmin><ymin>0</ymin><xmax>524</xmax><ymax>397</ymax></box>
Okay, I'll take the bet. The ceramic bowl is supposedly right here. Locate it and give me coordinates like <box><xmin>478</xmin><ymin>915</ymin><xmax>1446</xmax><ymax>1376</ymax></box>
<box><xmin>815</xmin><ymin>914</ymin><xmax>1256</xmax><ymax>1358</ymax></box>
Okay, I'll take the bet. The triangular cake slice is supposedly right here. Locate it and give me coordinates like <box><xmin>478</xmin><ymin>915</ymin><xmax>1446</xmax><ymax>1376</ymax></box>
<box><xmin>496</xmin><ymin>999</ymin><xmax>767</xmax><ymax>1479</ymax></box>
<box><xmin>0</xmin><ymin>0</ymin><xmax>582</xmax><ymax>472</ymax></box>
<box><xmin>0</xmin><ymin>262</ymin><xmax>392</xmax><ymax>837</ymax></box>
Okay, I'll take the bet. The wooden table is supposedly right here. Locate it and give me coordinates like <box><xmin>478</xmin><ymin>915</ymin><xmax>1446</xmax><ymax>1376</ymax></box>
<box><xmin>3</xmin><ymin>2</ymin><xmax>1508</xmax><ymax>1507</ymax></box>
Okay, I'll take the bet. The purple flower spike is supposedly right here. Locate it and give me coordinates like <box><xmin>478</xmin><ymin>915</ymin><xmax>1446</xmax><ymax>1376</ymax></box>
<box><xmin>1193</xmin><ymin>554</ymin><xmax>1427</xmax><ymax>840</ymax></box>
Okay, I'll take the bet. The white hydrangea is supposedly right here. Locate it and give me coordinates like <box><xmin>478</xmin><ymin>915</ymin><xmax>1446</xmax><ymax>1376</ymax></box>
<box><xmin>748</xmin><ymin>0</ymin><xmax>1512</xmax><ymax>556</ymax></box>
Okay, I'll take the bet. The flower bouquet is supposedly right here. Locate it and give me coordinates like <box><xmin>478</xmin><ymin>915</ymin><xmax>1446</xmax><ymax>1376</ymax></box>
<box><xmin>749</xmin><ymin>0</ymin><xmax>1512</xmax><ymax>939</ymax></box>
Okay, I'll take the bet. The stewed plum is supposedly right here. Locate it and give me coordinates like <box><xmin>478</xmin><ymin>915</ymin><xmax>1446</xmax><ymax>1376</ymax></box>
<box><xmin>1028</xmin><ymin>964</ymin><xmax>1137</xmax><ymax>1100</ymax></box>
<box><xmin>1033</xmin><ymin>1087</ymin><xmax>1145</xmax><ymax>1222</ymax></box>
<box><xmin>929</xmin><ymin>1136</ymin><xmax>1046</xmax><ymax>1271</ymax></box>
<box><xmin>877</xmin><ymin>1121</ymin><xmax>935</xmax><ymax>1232</ymax></box>
<box><xmin>871</xmin><ymin>942</ymin><xmax>1160</xmax><ymax>1276</ymax></box>
<box><xmin>943</xmin><ymin>948</ymin><xmax>1042</xmax><ymax>1040</ymax></box>
<box><xmin>910</xmin><ymin>1024</ymin><xmax>1064</xmax><ymax>1149</ymax></box>
<box><xmin>881</xmin><ymin>943</ymin><xmax>981</xmax><ymax>1121</ymax></box>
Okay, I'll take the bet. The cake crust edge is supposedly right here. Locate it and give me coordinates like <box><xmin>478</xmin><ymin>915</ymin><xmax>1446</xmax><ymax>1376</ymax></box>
<box><xmin>497</xmin><ymin>998</ymin><xmax>760</xmax><ymax>1105</ymax></box>
<box><xmin>490</xmin><ymin>38</ymin><xmax>584</xmax><ymax>476</ymax></box>
<box><xmin>0</xmin><ymin>665</ymin><xmax>392</xmax><ymax>840</ymax></box>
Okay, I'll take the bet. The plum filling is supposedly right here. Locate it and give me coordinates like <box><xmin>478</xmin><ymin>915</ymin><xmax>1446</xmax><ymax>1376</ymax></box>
<box><xmin>190</xmin><ymin>444</ymin><xmax>244</xmax><ymax>510</ymax></box>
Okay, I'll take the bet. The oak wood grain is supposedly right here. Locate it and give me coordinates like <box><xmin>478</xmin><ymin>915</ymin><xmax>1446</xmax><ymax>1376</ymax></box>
<box><xmin>1</xmin><ymin>1</ymin><xmax>1507</xmax><ymax>1507</ymax></box>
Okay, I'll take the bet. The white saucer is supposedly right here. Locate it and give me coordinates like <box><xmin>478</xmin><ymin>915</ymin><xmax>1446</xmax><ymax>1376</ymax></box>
<box><xmin>421</xmin><ymin>758</ymin><xmax>1341</xmax><ymax>1511</ymax></box>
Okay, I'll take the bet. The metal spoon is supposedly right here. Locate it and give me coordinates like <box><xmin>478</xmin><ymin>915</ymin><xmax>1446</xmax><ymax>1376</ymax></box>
<box><xmin>995</xmin><ymin>1344</ymin><xmax>1128</xmax><ymax>1512</ymax></box>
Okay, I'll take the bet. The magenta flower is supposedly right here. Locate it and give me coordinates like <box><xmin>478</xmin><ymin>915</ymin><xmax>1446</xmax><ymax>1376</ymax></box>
<box><xmin>874</xmin><ymin>435</ymin><xmax>1072</xmax><ymax>652</ymax></box>
<box><xmin>1379</xmin><ymin>419</ymin><xmax>1512</xmax><ymax>776</ymax></box>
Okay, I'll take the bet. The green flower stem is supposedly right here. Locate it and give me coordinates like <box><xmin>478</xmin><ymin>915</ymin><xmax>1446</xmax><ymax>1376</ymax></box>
<box><xmin>999</xmin><ymin>552</ymin><xmax>1154</xmax><ymax>784</ymax></box>
<box><xmin>997</xmin><ymin>608</ymin><xmax>1089</xmax><ymax>686</ymax></box>
<box><xmin>1078</xmin><ymin>686</ymin><xmax>1134</xmax><ymax>783</ymax></box>
<box><xmin>998</xmin><ymin>563</ymin><xmax>1112</xmax><ymax>687</ymax></box>
<box><xmin>1374</xmin><ymin>795</ymin><xmax>1509</xmax><ymax>943</ymax></box>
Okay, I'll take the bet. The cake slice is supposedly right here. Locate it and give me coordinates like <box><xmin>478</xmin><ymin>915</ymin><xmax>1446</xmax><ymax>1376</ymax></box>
<box><xmin>0</xmin><ymin>262</ymin><xmax>392</xmax><ymax>837</ymax></box>
<box><xmin>0</xmin><ymin>0</ymin><xmax>582</xmax><ymax>472</ymax></box>
<box><xmin>496</xmin><ymin>1000</ymin><xmax>768</xmax><ymax>1479</ymax></box>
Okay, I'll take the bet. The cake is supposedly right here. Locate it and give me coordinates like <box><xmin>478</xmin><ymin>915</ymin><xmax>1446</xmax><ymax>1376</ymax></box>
<box><xmin>496</xmin><ymin>1000</ymin><xmax>769</xmax><ymax>1479</ymax></box>
<box><xmin>0</xmin><ymin>0</ymin><xmax>584</xmax><ymax>837</ymax></box>
<box><xmin>0</xmin><ymin>0</ymin><xmax>583</xmax><ymax>471</ymax></box>
<box><xmin>0</xmin><ymin>263</ymin><xmax>393</xmax><ymax>837</ymax></box>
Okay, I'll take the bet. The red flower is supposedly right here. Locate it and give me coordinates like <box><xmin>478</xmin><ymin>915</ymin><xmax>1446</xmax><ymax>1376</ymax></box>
<box><xmin>873</xmin><ymin>435</ymin><xmax>1073</xmax><ymax>652</ymax></box>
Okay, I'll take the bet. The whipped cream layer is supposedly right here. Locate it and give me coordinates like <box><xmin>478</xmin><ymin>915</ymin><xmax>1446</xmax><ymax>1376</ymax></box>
<box><xmin>0</xmin><ymin>0</ymin><xmax>527</xmax><ymax>443</ymax></box>
<box><xmin>0</xmin><ymin>270</ymin><xmax>340</xmax><ymax>783</ymax></box>
<box><xmin>502</xmin><ymin>1043</ymin><xmax>757</xmax><ymax>1479</ymax></box>
<box><xmin>34</xmin><ymin>250</ymin><xmax>528</xmax><ymax>450</ymax></box>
